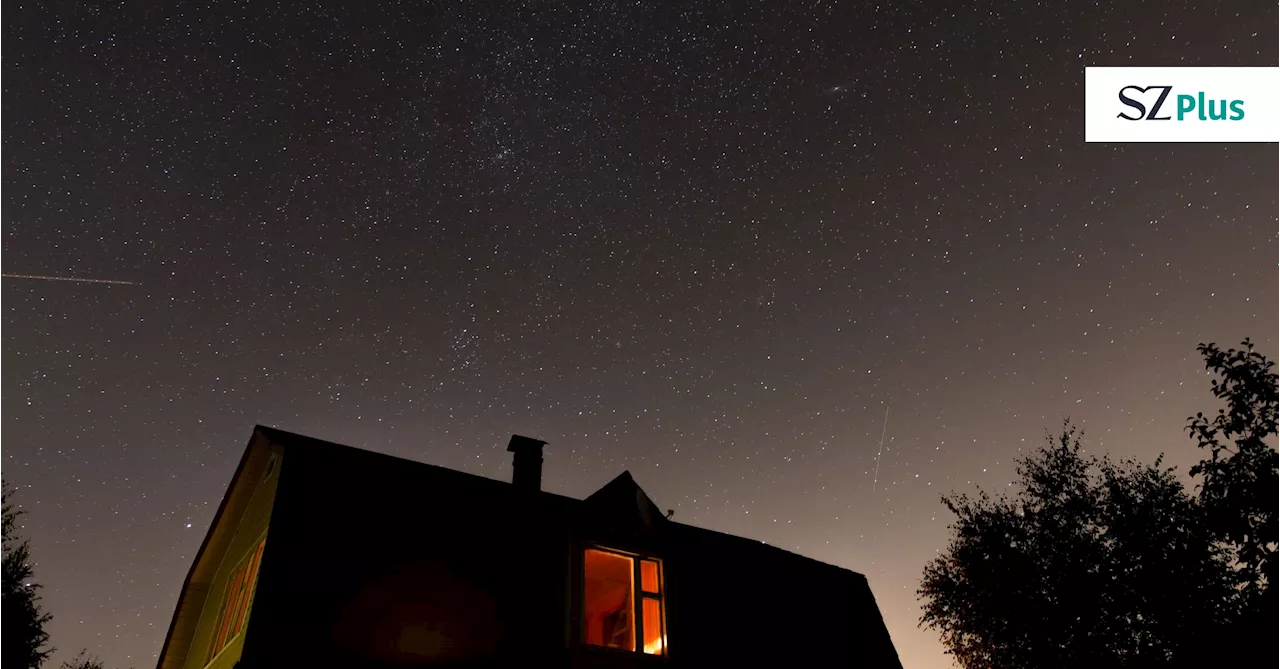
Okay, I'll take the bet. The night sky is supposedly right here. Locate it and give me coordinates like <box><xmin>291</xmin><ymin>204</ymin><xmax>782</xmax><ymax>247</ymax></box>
<box><xmin>3</xmin><ymin>2</ymin><xmax>1277</xmax><ymax>668</ymax></box>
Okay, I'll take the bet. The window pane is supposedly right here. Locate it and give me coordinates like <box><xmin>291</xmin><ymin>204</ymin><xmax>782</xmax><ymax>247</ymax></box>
<box><xmin>212</xmin><ymin>567</ymin><xmax>244</xmax><ymax>653</ymax></box>
<box><xmin>237</xmin><ymin>540</ymin><xmax>266</xmax><ymax>634</ymax></box>
<box><xmin>232</xmin><ymin>546</ymin><xmax>262</xmax><ymax>634</ymax></box>
<box><xmin>640</xmin><ymin>560</ymin><xmax>660</xmax><ymax>594</ymax></box>
<box><xmin>583</xmin><ymin>549</ymin><xmax>634</xmax><ymax>651</ymax></box>
<box><xmin>233</xmin><ymin>563</ymin><xmax>251</xmax><ymax>632</ymax></box>
<box><xmin>642</xmin><ymin>596</ymin><xmax>664</xmax><ymax>655</ymax></box>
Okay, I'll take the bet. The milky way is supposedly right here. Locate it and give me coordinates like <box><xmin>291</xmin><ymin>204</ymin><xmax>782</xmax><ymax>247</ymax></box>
<box><xmin>3</xmin><ymin>3</ymin><xmax>1276</xmax><ymax>667</ymax></box>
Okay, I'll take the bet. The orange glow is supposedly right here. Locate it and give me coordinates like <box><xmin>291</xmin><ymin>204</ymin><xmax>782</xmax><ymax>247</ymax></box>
<box><xmin>642</xmin><ymin>596</ymin><xmax>664</xmax><ymax>655</ymax></box>
<box><xmin>583</xmin><ymin>549</ymin><xmax>634</xmax><ymax>651</ymax></box>
<box><xmin>211</xmin><ymin>570</ymin><xmax>242</xmax><ymax>652</ymax></box>
<box><xmin>232</xmin><ymin>541</ymin><xmax>266</xmax><ymax>633</ymax></box>
<box><xmin>208</xmin><ymin>538</ymin><xmax>266</xmax><ymax>661</ymax></box>
<box><xmin>640</xmin><ymin>560</ymin><xmax>660</xmax><ymax>594</ymax></box>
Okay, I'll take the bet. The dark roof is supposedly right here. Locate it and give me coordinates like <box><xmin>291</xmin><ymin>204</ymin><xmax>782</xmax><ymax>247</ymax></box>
<box><xmin>253</xmin><ymin>424</ymin><xmax>869</xmax><ymax>581</ymax></box>
<box><xmin>256</xmin><ymin>424</ymin><xmax>579</xmax><ymax>502</ymax></box>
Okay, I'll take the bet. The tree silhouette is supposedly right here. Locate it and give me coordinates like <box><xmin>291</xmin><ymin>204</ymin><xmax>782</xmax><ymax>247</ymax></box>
<box><xmin>1187</xmin><ymin>340</ymin><xmax>1277</xmax><ymax>600</ymax></box>
<box><xmin>58</xmin><ymin>650</ymin><xmax>123</xmax><ymax>669</ymax></box>
<box><xmin>3</xmin><ymin>480</ymin><xmax>53</xmax><ymax>669</ymax></box>
<box><xmin>1186</xmin><ymin>339</ymin><xmax>1277</xmax><ymax>662</ymax></box>
<box><xmin>918</xmin><ymin>424</ymin><xmax>1235</xmax><ymax>668</ymax></box>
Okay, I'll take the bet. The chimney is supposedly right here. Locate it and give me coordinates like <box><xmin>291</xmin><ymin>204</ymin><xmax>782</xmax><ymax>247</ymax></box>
<box><xmin>507</xmin><ymin>435</ymin><xmax>547</xmax><ymax>492</ymax></box>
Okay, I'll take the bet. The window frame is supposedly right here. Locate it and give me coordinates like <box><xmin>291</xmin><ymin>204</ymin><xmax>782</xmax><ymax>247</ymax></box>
<box><xmin>580</xmin><ymin>545</ymin><xmax>667</xmax><ymax>658</ymax></box>
<box><xmin>205</xmin><ymin>534</ymin><xmax>267</xmax><ymax>666</ymax></box>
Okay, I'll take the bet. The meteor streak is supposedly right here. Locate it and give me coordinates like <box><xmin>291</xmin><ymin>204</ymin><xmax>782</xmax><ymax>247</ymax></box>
<box><xmin>2</xmin><ymin>273</ymin><xmax>136</xmax><ymax>286</ymax></box>
<box><xmin>873</xmin><ymin>405</ymin><xmax>889</xmax><ymax>493</ymax></box>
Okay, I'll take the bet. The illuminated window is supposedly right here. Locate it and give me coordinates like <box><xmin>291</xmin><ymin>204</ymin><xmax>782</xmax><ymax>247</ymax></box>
<box><xmin>583</xmin><ymin>548</ymin><xmax>666</xmax><ymax>656</ymax></box>
<box><xmin>208</xmin><ymin>538</ymin><xmax>266</xmax><ymax>662</ymax></box>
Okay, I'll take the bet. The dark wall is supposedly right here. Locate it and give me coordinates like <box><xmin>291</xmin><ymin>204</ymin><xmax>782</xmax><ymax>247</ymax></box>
<box><xmin>245</xmin><ymin>445</ymin><xmax>573</xmax><ymax>668</ymax></box>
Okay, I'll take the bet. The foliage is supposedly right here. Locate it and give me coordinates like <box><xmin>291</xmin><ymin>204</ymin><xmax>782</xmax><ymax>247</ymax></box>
<box><xmin>3</xmin><ymin>480</ymin><xmax>54</xmax><ymax>669</ymax></box>
<box><xmin>918</xmin><ymin>425</ymin><xmax>1235</xmax><ymax>668</ymax></box>
<box><xmin>59</xmin><ymin>651</ymin><xmax>107</xmax><ymax>669</ymax></box>
<box><xmin>1186</xmin><ymin>339</ymin><xmax>1278</xmax><ymax>599</ymax></box>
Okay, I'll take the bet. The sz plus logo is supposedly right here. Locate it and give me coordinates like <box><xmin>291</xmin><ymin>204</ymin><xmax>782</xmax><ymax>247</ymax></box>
<box><xmin>1084</xmin><ymin>67</ymin><xmax>1279</xmax><ymax>142</ymax></box>
<box><xmin>1116</xmin><ymin>85</ymin><xmax>1244</xmax><ymax>122</ymax></box>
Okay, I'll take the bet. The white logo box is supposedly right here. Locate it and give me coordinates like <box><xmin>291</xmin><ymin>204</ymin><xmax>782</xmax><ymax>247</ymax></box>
<box><xmin>1084</xmin><ymin>67</ymin><xmax>1280</xmax><ymax>142</ymax></box>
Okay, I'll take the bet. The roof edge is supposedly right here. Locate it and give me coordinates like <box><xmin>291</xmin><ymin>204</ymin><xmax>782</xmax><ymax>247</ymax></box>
<box><xmin>155</xmin><ymin>427</ymin><xmax>270</xmax><ymax>669</ymax></box>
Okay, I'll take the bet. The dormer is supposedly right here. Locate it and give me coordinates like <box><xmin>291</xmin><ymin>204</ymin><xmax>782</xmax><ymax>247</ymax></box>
<box><xmin>575</xmin><ymin>472</ymin><xmax>670</xmax><ymax>659</ymax></box>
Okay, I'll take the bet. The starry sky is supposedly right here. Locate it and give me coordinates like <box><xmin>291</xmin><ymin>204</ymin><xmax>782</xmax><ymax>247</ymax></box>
<box><xmin>3</xmin><ymin>2</ymin><xmax>1277</xmax><ymax>668</ymax></box>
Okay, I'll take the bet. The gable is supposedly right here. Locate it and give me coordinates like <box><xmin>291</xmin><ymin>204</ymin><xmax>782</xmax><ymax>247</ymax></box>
<box><xmin>156</xmin><ymin>428</ymin><xmax>282</xmax><ymax>669</ymax></box>
<box><xmin>583</xmin><ymin>471</ymin><xmax>664</xmax><ymax>525</ymax></box>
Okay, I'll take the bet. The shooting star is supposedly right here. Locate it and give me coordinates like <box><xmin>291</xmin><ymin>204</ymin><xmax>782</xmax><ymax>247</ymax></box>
<box><xmin>873</xmin><ymin>405</ymin><xmax>889</xmax><ymax>493</ymax></box>
<box><xmin>2</xmin><ymin>273</ymin><xmax>136</xmax><ymax>286</ymax></box>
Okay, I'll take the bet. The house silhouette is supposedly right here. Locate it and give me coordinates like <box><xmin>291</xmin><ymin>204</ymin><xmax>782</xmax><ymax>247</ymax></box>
<box><xmin>156</xmin><ymin>426</ymin><xmax>903</xmax><ymax>669</ymax></box>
